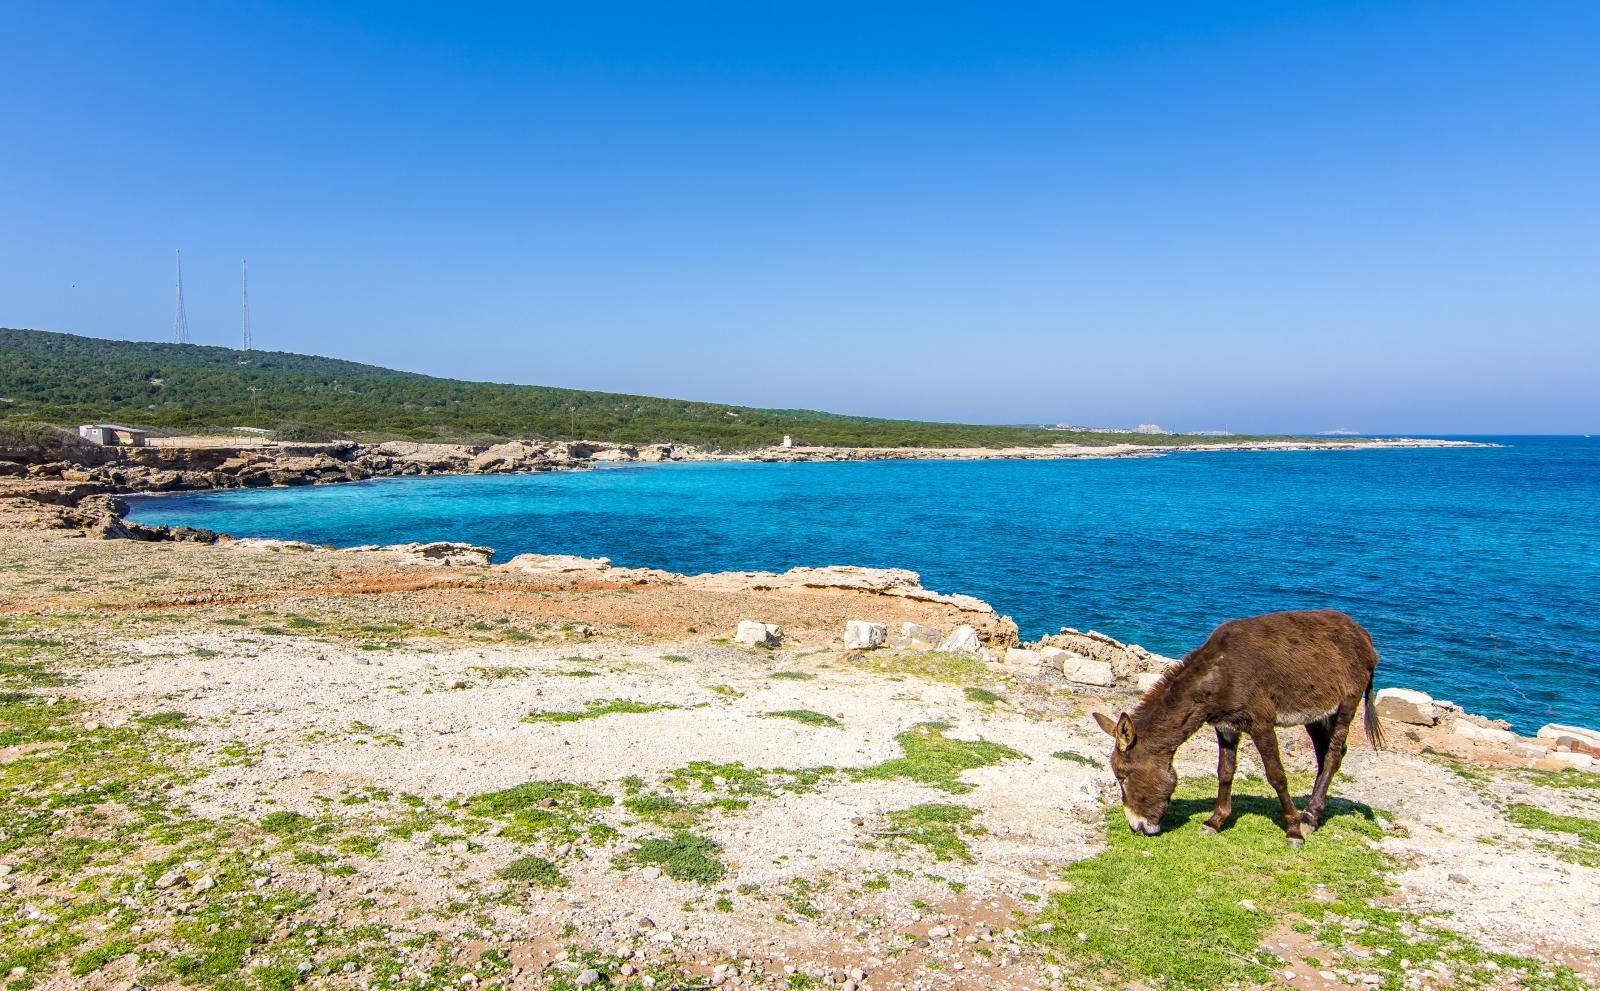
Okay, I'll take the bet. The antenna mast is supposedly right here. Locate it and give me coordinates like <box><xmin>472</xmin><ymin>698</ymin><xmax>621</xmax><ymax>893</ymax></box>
<box><xmin>241</xmin><ymin>258</ymin><xmax>251</xmax><ymax>350</ymax></box>
<box><xmin>173</xmin><ymin>249</ymin><xmax>190</xmax><ymax>344</ymax></box>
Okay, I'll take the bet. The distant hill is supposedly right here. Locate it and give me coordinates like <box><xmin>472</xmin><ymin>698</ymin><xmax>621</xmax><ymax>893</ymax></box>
<box><xmin>0</xmin><ymin>327</ymin><xmax>1262</xmax><ymax>449</ymax></box>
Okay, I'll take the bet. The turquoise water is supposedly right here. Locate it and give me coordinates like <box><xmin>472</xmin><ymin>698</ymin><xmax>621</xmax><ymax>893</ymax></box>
<box><xmin>128</xmin><ymin>438</ymin><xmax>1600</xmax><ymax>734</ymax></box>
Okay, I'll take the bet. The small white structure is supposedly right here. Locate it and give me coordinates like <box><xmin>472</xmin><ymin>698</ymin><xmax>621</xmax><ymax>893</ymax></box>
<box><xmin>77</xmin><ymin>424</ymin><xmax>147</xmax><ymax>447</ymax></box>
<box><xmin>844</xmin><ymin>620</ymin><xmax>887</xmax><ymax>650</ymax></box>
<box><xmin>781</xmin><ymin>435</ymin><xmax>793</xmax><ymax>448</ymax></box>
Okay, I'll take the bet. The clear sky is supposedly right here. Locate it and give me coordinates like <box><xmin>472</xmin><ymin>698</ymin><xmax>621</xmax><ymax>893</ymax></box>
<box><xmin>3</xmin><ymin>2</ymin><xmax>1597</xmax><ymax>433</ymax></box>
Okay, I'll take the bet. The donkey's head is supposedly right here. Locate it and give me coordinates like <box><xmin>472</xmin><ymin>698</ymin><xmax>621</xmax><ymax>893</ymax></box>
<box><xmin>1094</xmin><ymin>711</ymin><xmax>1175</xmax><ymax>835</ymax></box>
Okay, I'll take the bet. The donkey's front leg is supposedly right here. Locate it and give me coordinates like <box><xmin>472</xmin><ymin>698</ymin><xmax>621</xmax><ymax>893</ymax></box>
<box><xmin>1250</xmin><ymin>726</ymin><xmax>1305</xmax><ymax>846</ymax></box>
<box><xmin>1202</xmin><ymin>727</ymin><xmax>1239</xmax><ymax>834</ymax></box>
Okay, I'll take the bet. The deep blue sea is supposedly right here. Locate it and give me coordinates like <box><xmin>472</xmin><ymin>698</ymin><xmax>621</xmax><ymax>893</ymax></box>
<box><xmin>127</xmin><ymin>438</ymin><xmax>1600</xmax><ymax>735</ymax></box>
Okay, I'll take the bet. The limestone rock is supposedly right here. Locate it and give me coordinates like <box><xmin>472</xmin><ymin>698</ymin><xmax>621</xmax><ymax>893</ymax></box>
<box><xmin>899</xmin><ymin>622</ymin><xmax>942</xmax><ymax>646</ymax></box>
<box><xmin>1450</xmin><ymin>719</ymin><xmax>1516</xmax><ymax>745</ymax></box>
<box><xmin>1535</xmin><ymin>723</ymin><xmax>1600</xmax><ymax>756</ymax></box>
<box><xmin>1059</xmin><ymin>655</ymin><xmax>1115</xmax><ymax>687</ymax></box>
<box><xmin>735</xmin><ymin>621</ymin><xmax>782</xmax><ymax>648</ymax></box>
<box><xmin>844</xmin><ymin>620</ymin><xmax>887</xmax><ymax>650</ymax></box>
<box><xmin>372</xmin><ymin>542</ymin><xmax>494</xmax><ymax>567</ymax></box>
<box><xmin>938</xmin><ymin>625</ymin><xmax>982</xmax><ymax>656</ymax></box>
<box><xmin>505</xmin><ymin>553</ymin><xmax>613</xmax><ymax>574</ymax></box>
<box><xmin>1003</xmin><ymin>647</ymin><xmax>1041</xmax><ymax>669</ymax></box>
<box><xmin>1375</xmin><ymin>688</ymin><xmax>1439</xmax><ymax>726</ymax></box>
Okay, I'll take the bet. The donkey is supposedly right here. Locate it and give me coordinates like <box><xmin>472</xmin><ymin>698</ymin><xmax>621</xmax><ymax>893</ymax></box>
<box><xmin>1093</xmin><ymin>609</ymin><xmax>1383</xmax><ymax>846</ymax></box>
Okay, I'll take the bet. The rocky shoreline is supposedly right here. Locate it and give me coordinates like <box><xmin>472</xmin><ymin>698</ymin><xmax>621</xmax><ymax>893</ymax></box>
<box><xmin>0</xmin><ymin>432</ymin><xmax>1488</xmax><ymax>498</ymax></box>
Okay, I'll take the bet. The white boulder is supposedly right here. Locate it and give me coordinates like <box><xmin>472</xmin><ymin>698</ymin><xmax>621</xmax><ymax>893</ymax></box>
<box><xmin>900</xmin><ymin>622</ymin><xmax>943</xmax><ymax>646</ymax></box>
<box><xmin>1535</xmin><ymin>723</ymin><xmax>1600</xmax><ymax>751</ymax></box>
<box><xmin>1450</xmin><ymin>719</ymin><xmax>1516</xmax><ymax>745</ymax></box>
<box><xmin>1060</xmin><ymin>655</ymin><xmax>1115</xmax><ymax>687</ymax></box>
<box><xmin>844</xmin><ymin>620</ymin><xmax>887</xmax><ymax>650</ymax></box>
<box><xmin>937</xmin><ymin>625</ymin><xmax>983</xmax><ymax>656</ymax></box>
<box><xmin>1003</xmin><ymin>647</ymin><xmax>1041</xmax><ymax>669</ymax></box>
<box><xmin>1375</xmin><ymin>688</ymin><xmax>1439</xmax><ymax>726</ymax></box>
<box><xmin>735</xmin><ymin>621</ymin><xmax>782</xmax><ymax>648</ymax></box>
<box><xmin>1135</xmin><ymin>672</ymin><xmax>1164</xmax><ymax>693</ymax></box>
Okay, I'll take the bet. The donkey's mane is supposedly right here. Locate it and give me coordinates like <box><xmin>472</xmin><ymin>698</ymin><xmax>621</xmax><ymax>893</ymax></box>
<box><xmin>1131</xmin><ymin>643</ymin><xmax>1207</xmax><ymax>723</ymax></box>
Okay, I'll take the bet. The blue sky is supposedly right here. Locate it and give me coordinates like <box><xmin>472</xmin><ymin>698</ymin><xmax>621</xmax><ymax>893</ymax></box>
<box><xmin>2</xmin><ymin>2</ymin><xmax>1597</xmax><ymax>433</ymax></box>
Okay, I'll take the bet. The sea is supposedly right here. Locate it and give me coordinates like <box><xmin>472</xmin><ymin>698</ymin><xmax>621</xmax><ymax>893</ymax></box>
<box><xmin>126</xmin><ymin>437</ymin><xmax>1600</xmax><ymax>735</ymax></box>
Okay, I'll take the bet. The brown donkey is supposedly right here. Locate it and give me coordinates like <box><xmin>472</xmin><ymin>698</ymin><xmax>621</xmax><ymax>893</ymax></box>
<box><xmin>1093</xmin><ymin>609</ymin><xmax>1383</xmax><ymax>846</ymax></box>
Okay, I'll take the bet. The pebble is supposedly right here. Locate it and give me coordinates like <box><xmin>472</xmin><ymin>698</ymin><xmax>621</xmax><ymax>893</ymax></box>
<box><xmin>576</xmin><ymin>969</ymin><xmax>602</xmax><ymax>985</ymax></box>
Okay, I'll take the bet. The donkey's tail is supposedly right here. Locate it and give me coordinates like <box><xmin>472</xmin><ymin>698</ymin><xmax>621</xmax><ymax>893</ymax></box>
<box><xmin>1362</xmin><ymin>671</ymin><xmax>1385</xmax><ymax>750</ymax></box>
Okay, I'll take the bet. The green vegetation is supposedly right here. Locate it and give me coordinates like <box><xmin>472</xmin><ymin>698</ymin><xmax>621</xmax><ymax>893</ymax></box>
<box><xmin>497</xmin><ymin>855</ymin><xmax>568</xmax><ymax>888</ymax></box>
<box><xmin>855</xmin><ymin>649</ymin><xmax>992</xmax><ymax>686</ymax></box>
<box><xmin>1506</xmin><ymin>803</ymin><xmax>1600</xmax><ymax>866</ymax></box>
<box><xmin>856</xmin><ymin>722</ymin><xmax>1025</xmax><ymax>793</ymax></box>
<box><xmin>666</xmin><ymin>760</ymin><xmax>836</xmax><ymax>799</ymax></box>
<box><xmin>0</xmin><ymin>327</ymin><xmax>1305</xmax><ymax>449</ymax></box>
<box><xmin>768</xmin><ymin>671</ymin><xmax>815</xmax><ymax>681</ymax></box>
<box><xmin>1032</xmin><ymin>784</ymin><xmax>1587</xmax><ymax>991</ymax></box>
<box><xmin>621</xmin><ymin>831</ymin><xmax>728</xmax><ymax>884</ymax></box>
<box><xmin>522</xmin><ymin>698</ymin><xmax>681</xmax><ymax>723</ymax></box>
<box><xmin>963</xmin><ymin>686</ymin><xmax>1004</xmax><ymax>705</ymax></box>
<box><xmin>762</xmin><ymin>709</ymin><xmax>841</xmax><ymax>728</ymax></box>
<box><xmin>882</xmin><ymin>804</ymin><xmax>984</xmax><ymax>863</ymax></box>
<box><xmin>1053</xmin><ymin>749</ymin><xmax>1104</xmax><ymax>768</ymax></box>
<box><xmin>465</xmin><ymin>780</ymin><xmax>617</xmax><ymax>845</ymax></box>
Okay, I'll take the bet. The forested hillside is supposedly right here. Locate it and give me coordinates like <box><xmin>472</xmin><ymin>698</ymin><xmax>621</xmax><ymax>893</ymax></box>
<box><xmin>0</xmin><ymin>328</ymin><xmax>1233</xmax><ymax>449</ymax></box>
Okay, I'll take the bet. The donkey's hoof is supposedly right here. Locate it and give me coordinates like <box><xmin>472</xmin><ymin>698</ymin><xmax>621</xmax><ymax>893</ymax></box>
<box><xmin>1286</xmin><ymin>836</ymin><xmax>1305</xmax><ymax>849</ymax></box>
<box><xmin>1299</xmin><ymin>812</ymin><xmax>1320</xmax><ymax>831</ymax></box>
<box><xmin>1200</xmin><ymin>824</ymin><xmax>1218</xmax><ymax>836</ymax></box>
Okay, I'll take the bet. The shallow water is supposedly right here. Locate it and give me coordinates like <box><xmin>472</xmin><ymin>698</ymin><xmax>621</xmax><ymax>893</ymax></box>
<box><xmin>128</xmin><ymin>437</ymin><xmax>1600</xmax><ymax>734</ymax></box>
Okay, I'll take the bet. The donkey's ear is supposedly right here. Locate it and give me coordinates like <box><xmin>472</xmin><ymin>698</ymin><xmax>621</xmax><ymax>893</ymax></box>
<box><xmin>1115</xmin><ymin>713</ymin><xmax>1137</xmax><ymax>750</ymax></box>
<box><xmin>1093</xmin><ymin>711</ymin><xmax>1118</xmax><ymax>738</ymax></box>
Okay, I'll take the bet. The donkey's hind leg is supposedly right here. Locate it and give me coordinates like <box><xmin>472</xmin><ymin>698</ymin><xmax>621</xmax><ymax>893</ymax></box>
<box><xmin>1302</xmin><ymin>702</ymin><xmax>1358</xmax><ymax>831</ymax></box>
<box><xmin>1249</xmin><ymin>726</ymin><xmax>1306</xmax><ymax>845</ymax></box>
<box><xmin>1202</xmin><ymin>726</ymin><xmax>1240</xmax><ymax>834</ymax></box>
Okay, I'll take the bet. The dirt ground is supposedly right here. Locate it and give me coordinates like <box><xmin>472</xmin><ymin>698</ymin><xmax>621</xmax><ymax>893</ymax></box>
<box><xmin>0</xmin><ymin>507</ymin><xmax>1595</xmax><ymax>991</ymax></box>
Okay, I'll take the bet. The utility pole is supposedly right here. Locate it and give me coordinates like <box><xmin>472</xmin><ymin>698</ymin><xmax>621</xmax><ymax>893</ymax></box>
<box><xmin>241</xmin><ymin>259</ymin><xmax>252</xmax><ymax>350</ymax></box>
<box><xmin>248</xmin><ymin>386</ymin><xmax>259</xmax><ymax>417</ymax></box>
<box><xmin>172</xmin><ymin>250</ymin><xmax>190</xmax><ymax>344</ymax></box>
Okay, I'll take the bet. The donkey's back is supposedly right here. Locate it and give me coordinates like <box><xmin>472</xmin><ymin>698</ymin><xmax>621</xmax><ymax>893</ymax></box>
<box><xmin>1193</xmin><ymin>609</ymin><xmax>1381</xmax><ymax>741</ymax></box>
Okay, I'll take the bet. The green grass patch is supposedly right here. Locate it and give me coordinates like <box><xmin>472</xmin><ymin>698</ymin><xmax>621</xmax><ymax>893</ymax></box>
<box><xmin>762</xmin><ymin>709</ymin><xmax>840</xmax><ymax>728</ymax></box>
<box><xmin>622</xmin><ymin>831</ymin><xmax>727</xmax><ymax>884</ymax></box>
<box><xmin>667</xmin><ymin>760</ymin><xmax>835</xmax><ymax>799</ymax></box>
<box><xmin>468</xmin><ymin>665</ymin><xmax>529</xmax><ymax>680</ymax></box>
<box><xmin>1506</xmin><ymin>803</ymin><xmax>1600</xmax><ymax>866</ymax></box>
<box><xmin>523</xmin><ymin>698</ymin><xmax>680</xmax><ymax>723</ymax></box>
<box><xmin>769</xmin><ymin>671</ymin><xmax>815</xmax><ymax>681</ymax></box>
<box><xmin>882</xmin><ymin>803</ymin><xmax>983</xmax><ymax>863</ymax></box>
<box><xmin>963</xmin><ymin>686</ymin><xmax>1004</xmax><ymax>705</ymax></box>
<box><xmin>497</xmin><ymin>855</ymin><xmax>568</xmax><ymax>888</ymax></box>
<box><xmin>466</xmin><ymin>780</ymin><xmax>616</xmax><ymax>845</ymax></box>
<box><xmin>1053</xmin><ymin>749</ymin><xmax>1104</xmax><ymax>768</ymax></box>
<box><xmin>856</xmin><ymin>722</ymin><xmax>1024</xmax><ymax>793</ymax></box>
<box><xmin>855</xmin><ymin>649</ymin><xmax>991</xmax><ymax>686</ymax></box>
<box><xmin>1033</xmin><ymin>783</ymin><xmax>1587</xmax><ymax>990</ymax></box>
